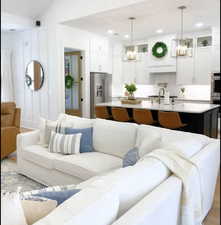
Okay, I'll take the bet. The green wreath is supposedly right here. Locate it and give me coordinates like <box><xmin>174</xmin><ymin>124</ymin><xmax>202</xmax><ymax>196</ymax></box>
<box><xmin>65</xmin><ymin>75</ymin><xmax>74</xmax><ymax>89</ymax></box>
<box><xmin>152</xmin><ymin>42</ymin><xmax>168</xmax><ymax>58</ymax></box>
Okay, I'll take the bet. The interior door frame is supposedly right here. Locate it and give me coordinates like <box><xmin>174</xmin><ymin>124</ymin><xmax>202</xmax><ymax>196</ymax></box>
<box><xmin>64</xmin><ymin>51</ymin><xmax>82</xmax><ymax>117</ymax></box>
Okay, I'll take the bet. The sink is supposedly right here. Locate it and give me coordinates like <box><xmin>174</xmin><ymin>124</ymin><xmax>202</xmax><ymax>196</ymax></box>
<box><xmin>148</xmin><ymin>95</ymin><xmax>178</xmax><ymax>98</ymax></box>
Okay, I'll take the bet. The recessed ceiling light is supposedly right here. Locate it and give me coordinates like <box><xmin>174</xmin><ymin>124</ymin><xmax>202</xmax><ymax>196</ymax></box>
<box><xmin>195</xmin><ymin>22</ymin><xmax>204</xmax><ymax>28</ymax></box>
<box><xmin>156</xmin><ymin>29</ymin><xmax>163</xmax><ymax>34</ymax></box>
<box><xmin>107</xmin><ymin>29</ymin><xmax>114</xmax><ymax>34</ymax></box>
<box><xmin>124</xmin><ymin>34</ymin><xmax>130</xmax><ymax>39</ymax></box>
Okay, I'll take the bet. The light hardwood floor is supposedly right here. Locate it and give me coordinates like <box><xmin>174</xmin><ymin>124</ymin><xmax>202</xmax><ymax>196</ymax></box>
<box><xmin>204</xmin><ymin>175</ymin><xmax>220</xmax><ymax>225</ymax></box>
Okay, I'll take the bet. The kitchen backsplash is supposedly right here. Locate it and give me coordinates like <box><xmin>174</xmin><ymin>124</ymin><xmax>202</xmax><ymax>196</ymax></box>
<box><xmin>112</xmin><ymin>84</ymin><xmax>211</xmax><ymax>100</ymax></box>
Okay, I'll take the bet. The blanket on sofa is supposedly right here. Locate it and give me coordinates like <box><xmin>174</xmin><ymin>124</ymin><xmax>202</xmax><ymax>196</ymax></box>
<box><xmin>143</xmin><ymin>148</ymin><xmax>203</xmax><ymax>225</ymax></box>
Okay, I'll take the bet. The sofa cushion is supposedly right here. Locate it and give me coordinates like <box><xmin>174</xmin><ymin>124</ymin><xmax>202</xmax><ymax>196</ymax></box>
<box><xmin>58</xmin><ymin>113</ymin><xmax>93</xmax><ymax>129</ymax></box>
<box><xmin>93</xmin><ymin>119</ymin><xmax>138</xmax><ymax>158</ymax></box>
<box><xmin>163</xmin><ymin>138</ymin><xmax>208</xmax><ymax>158</ymax></box>
<box><xmin>22</xmin><ymin>145</ymin><xmax>64</xmax><ymax>169</ymax></box>
<box><xmin>136</xmin><ymin>125</ymin><xmax>162</xmax><ymax>157</ymax></box>
<box><xmin>53</xmin><ymin>152</ymin><xmax>122</xmax><ymax>180</ymax></box>
<box><xmin>77</xmin><ymin>157</ymin><xmax>170</xmax><ymax>217</ymax></box>
<box><xmin>137</xmin><ymin>125</ymin><xmax>210</xmax><ymax>157</ymax></box>
<box><xmin>33</xmin><ymin>186</ymin><xmax>119</xmax><ymax>225</ymax></box>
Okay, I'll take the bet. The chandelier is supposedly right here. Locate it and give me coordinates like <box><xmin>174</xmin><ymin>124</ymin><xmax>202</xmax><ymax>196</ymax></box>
<box><xmin>176</xmin><ymin>6</ymin><xmax>188</xmax><ymax>56</ymax></box>
<box><xmin>126</xmin><ymin>17</ymin><xmax>137</xmax><ymax>61</ymax></box>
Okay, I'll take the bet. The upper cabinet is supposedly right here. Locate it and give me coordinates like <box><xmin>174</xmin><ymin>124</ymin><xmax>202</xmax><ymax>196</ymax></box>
<box><xmin>212</xmin><ymin>27</ymin><xmax>220</xmax><ymax>72</ymax></box>
<box><xmin>194</xmin><ymin>46</ymin><xmax>212</xmax><ymax>84</ymax></box>
<box><xmin>90</xmin><ymin>36</ymin><xmax>112</xmax><ymax>73</ymax></box>
<box><xmin>176</xmin><ymin>35</ymin><xmax>212</xmax><ymax>85</ymax></box>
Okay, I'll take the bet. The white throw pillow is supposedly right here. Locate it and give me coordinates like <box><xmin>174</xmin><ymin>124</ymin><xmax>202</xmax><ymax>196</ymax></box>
<box><xmin>1</xmin><ymin>193</ymin><xmax>28</xmax><ymax>225</ymax></box>
<box><xmin>49</xmin><ymin>131</ymin><xmax>82</xmax><ymax>155</ymax></box>
<box><xmin>21</xmin><ymin>199</ymin><xmax>57</xmax><ymax>225</ymax></box>
<box><xmin>39</xmin><ymin>117</ymin><xmax>76</xmax><ymax>147</ymax></box>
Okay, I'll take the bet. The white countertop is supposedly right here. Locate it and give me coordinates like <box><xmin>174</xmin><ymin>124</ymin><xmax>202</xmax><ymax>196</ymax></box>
<box><xmin>112</xmin><ymin>96</ymin><xmax>211</xmax><ymax>102</ymax></box>
<box><xmin>96</xmin><ymin>101</ymin><xmax>220</xmax><ymax>114</ymax></box>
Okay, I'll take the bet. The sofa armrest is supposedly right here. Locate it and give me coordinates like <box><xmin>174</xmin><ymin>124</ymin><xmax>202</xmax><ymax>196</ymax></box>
<box><xmin>191</xmin><ymin>140</ymin><xmax>220</xmax><ymax>218</ymax></box>
<box><xmin>112</xmin><ymin>176</ymin><xmax>182</xmax><ymax>225</ymax></box>
<box><xmin>17</xmin><ymin>130</ymin><xmax>40</xmax><ymax>153</ymax></box>
<box><xmin>1</xmin><ymin>126</ymin><xmax>19</xmax><ymax>158</ymax></box>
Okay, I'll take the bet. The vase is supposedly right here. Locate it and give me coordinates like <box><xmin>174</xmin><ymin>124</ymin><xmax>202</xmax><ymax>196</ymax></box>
<box><xmin>128</xmin><ymin>93</ymin><xmax>135</xmax><ymax>100</ymax></box>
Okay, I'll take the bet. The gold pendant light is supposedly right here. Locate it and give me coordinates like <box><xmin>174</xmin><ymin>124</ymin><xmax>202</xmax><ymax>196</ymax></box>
<box><xmin>126</xmin><ymin>17</ymin><xmax>137</xmax><ymax>61</ymax></box>
<box><xmin>176</xmin><ymin>6</ymin><xmax>188</xmax><ymax>56</ymax></box>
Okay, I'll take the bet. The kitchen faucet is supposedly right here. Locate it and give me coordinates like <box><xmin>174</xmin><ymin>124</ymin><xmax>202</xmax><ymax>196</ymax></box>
<box><xmin>158</xmin><ymin>88</ymin><xmax>165</xmax><ymax>104</ymax></box>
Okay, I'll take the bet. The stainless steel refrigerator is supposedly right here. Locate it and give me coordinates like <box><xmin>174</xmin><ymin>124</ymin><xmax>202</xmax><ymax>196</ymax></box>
<box><xmin>90</xmin><ymin>72</ymin><xmax>112</xmax><ymax>118</ymax></box>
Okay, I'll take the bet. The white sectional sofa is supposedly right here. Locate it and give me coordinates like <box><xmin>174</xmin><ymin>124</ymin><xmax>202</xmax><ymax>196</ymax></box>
<box><xmin>17</xmin><ymin>115</ymin><xmax>220</xmax><ymax>225</ymax></box>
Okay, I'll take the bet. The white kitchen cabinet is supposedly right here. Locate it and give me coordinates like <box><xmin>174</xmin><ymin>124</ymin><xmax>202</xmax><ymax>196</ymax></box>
<box><xmin>90</xmin><ymin>37</ymin><xmax>111</xmax><ymax>73</ymax></box>
<box><xmin>122</xmin><ymin>61</ymin><xmax>136</xmax><ymax>84</ymax></box>
<box><xmin>212</xmin><ymin>45</ymin><xmax>220</xmax><ymax>72</ymax></box>
<box><xmin>194</xmin><ymin>46</ymin><xmax>212</xmax><ymax>84</ymax></box>
<box><xmin>135</xmin><ymin>53</ymin><xmax>149</xmax><ymax>84</ymax></box>
<box><xmin>176</xmin><ymin>56</ymin><xmax>195</xmax><ymax>85</ymax></box>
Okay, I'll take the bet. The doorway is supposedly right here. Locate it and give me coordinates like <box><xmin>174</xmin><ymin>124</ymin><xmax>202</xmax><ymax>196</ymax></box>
<box><xmin>64</xmin><ymin>48</ymin><xmax>82</xmax><ymax>117</ymax></box>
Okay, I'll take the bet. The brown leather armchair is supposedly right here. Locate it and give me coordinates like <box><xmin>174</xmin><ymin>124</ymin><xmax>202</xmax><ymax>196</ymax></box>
<box><xmin>1</xmin><ymin>102</ymin><xmax>21</xmax><ymax>159</ymax></box>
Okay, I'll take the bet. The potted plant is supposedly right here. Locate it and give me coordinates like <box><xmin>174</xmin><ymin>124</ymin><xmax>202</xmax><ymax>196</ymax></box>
<box><xmin>125</xmin><ymin>83</ymin><xmax>137</xmax><ymax>100</ymax></box>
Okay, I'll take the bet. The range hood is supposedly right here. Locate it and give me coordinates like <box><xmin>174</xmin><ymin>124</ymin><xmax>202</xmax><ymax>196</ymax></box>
<box><xmin>149</xmin><ymin>65</ymin><xmax>176</xmax><ymax>74</ymax></box>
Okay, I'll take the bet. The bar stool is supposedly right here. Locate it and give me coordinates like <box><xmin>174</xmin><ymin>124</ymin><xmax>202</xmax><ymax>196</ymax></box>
<box><xmin>95</xmin><ymin>106</ymin><xmax>112</xmax><ymax>120</ymax></box>
<box><xmin>111</xmin><ymin>107</ymin><xmax>132</xmax><ymax>122</ymax></box>
<box><xmin>133</xmin><ymin>109</ymin><xmax>157</xmax><ymax>125</ymax></box>
<box><xmin>158</xmin><ymin>111</ymin><xmax>187</xmax><ymax>129</ymax></box>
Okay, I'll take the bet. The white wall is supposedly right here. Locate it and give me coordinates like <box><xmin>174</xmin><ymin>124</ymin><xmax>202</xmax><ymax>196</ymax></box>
<box><xmin>1</xmin><ymin>29</ymin><xmax>52</xmax><ymax>128</ymax></box>
<box><xmin>2</xmin><ymin>25</ymin><xmax>113</xmax><ymax>128</ymax></box>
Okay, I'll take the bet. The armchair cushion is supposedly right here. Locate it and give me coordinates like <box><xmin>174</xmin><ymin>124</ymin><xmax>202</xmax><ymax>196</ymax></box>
<box><xmin>1</xmin><ymin>114</ymin><xmax>14</xmax><ymax>127</ymax></box>
<box><xmin>1</xmin><ymin>102</ymin><xmax>16</xmax><ymax>114</ymax></box>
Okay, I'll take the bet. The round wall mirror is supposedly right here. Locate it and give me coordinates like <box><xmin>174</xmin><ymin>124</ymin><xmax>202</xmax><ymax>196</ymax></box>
<box><xmin>25</xmin><ymin>60</ymin><xmax>44</xmax><ymax>91</ymax></box>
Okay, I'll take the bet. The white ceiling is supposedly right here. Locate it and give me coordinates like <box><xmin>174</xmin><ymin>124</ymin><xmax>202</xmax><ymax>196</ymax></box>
<box><xmin>1</xmin><ymin>0</ymin><xmax>53</xmax><ymax>19</ymax></box>
<box><xmin>63</xmin><ymin>0</ymin><xmax>220</xmax><ymax>41</ymax></box>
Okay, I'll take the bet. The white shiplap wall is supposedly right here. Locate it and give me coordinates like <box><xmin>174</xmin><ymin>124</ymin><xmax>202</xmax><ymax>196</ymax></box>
<box><xmin>9</xmin><ymin>29</ymin><xmax>50</xmax><ymax>128</ymax></box>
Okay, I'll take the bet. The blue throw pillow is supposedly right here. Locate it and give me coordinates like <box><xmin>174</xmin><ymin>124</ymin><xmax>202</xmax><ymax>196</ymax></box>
<box><xmin>33</xmin><ymin>189</ymin><xmax>81</xmax><ymax>205</ymax></box>
<box><xmin>65</xmin><ymin>127</ymin><xmax>93</xmax><ymax>153</ymax></box>
<box><xmin>123</xmin><ymin>147</ymin><xmax>140</xmax><ymax>168</ymax></box>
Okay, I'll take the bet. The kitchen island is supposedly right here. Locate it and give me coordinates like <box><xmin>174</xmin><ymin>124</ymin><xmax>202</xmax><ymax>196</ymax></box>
<box><xmin>96</xmin><ymin>101</ymin><xmax>220</xmax><ymax>138</ymax></box>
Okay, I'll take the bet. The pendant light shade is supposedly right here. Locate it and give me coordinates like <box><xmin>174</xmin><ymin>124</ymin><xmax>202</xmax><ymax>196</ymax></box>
<box><xmin>126</xmin><ymin>17</ymin><xmax>137</xmax><ymax>61</ymax></box>
<box><xmin>176</xmin><ymin>6</ymin><xmax>188</xmax><ymax>56</ymax></box>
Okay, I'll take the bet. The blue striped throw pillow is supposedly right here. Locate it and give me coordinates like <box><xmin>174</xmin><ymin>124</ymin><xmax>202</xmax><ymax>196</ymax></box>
<box><xmin>49</xmin><ymin>131</ymin><xmax>82</xmax><ymax>155</ymax></box>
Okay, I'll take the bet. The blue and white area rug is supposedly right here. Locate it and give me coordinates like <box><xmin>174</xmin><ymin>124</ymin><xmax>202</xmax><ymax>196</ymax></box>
<box><xmin>1</xmin><ymin>159</ymin><xmax>45</xmax><ymax>193</ymax></box>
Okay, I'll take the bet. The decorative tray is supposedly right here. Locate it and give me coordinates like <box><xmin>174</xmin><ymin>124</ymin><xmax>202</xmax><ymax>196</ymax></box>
<box><xmin>121</xmin><ymin>99</ymin><xmax>142</xmax><ymax>104</ymax></box>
